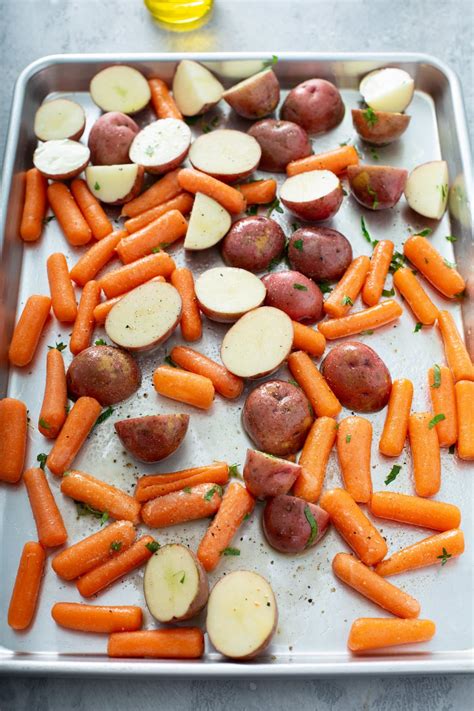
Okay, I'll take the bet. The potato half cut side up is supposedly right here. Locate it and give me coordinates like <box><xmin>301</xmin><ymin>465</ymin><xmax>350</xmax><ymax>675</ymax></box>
<box><xmin>129</xmin><ymin>119</ymin><xmax>191</xmax><ymax>174</ymax></box>
<box><xmin>195</xmin><ymin>267</ymin><xmax>266</xmax><ymax>322</ymax></box>
<box><xmin>184</xmin><ymin>193</ymin><xmax>231</xmax><ymax>250</ymax></box>
<box><xmin>33</xmin><ymin>140</ymin><xmax>90</xmax><ymax>181</ymax></box>
<box><xmin>90</xmin><ymin>65</ymin><xmax>151</xmax><ymax>114</ymax></box>
<box><xmin>34</xmin><ymin>99</ymin><xmax>86</xmax><ymax>142</ymax></box>
<box><xmin>189</xmin><ymin>129</ymin><xmax>262</xmax><ymax>183</ymax></box>
<box><xmin>280</xmin><ymin>169</ymin><xmax>343</xmax><ymax>221</ymax></box>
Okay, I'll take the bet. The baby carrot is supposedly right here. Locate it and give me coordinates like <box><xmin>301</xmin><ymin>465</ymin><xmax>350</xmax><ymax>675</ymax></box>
<box><xmin>77</xmin><ymin>535</ymin><xmax>155</xmax><ymax>597</ymax></box>
<box><xmin>70</xmin><ymin>178</ymin><xmax>113</xmax><ymax>240</ymax></box>
<box><xmin>98</xmin><ymin>252</ymin><xmax>175</xmax><ymax>299</ymax></box>
<box><xmin>319</xmin><ymin>488</ymin><xmax>387</xmax><ymax>566</ymax></box>
<box><xmin>178</xmin><ymin>168</ymin><xmax>246</xmax><ymax>214</ymax></box>
<box><xmin>121</xmin><ymin>169</ymin><xmax>182</xmax><ymax>218</ymax></box>
<box><xmin>393</xmin><ymin>268</ymin><xmax>439</xmax><ymax>325</ymax></box>
<box><xmin>428</xmin><ymin>365</ymin><xmax>457</xmax><ymax>447</ymax></box>
<box><xmin>108</xmin><ymin>627</ymin><xmax>204</xmax><ymax>659</ymax></box>
<box><xmin>20</xmin><ymin>168</ymin><xmax>48</xmax><ymax>241</ymax></box>
<box><xmin>153</xmin><ymin>365</ymin><xmax>215</xmax><ymax>410</ymax></box>
<box><xmin>171</xmin><ymin>346</ymin><xmax>243</xmax><ymax>399</ymax></box>
<box><xmin>408</xmin><ymin>412</ymin><xmax>441</xmax><ymax>497</ymax></box>
<box><xmin>135</xmin><ymin>462</ymin><xmax>229</xmax><ymax>502</ymax></box>
<box><xmin>370</xmin><ymin>492</ymin><xmax>461</xmax><ymax>531</ymax></box>
<box><xmin>0</xmin><ymin>398</ymin><xmax>27</xmax><ymax>484</ymax></box>
<box><xmin>116</xmin><ymin>210</ymin><xmax>188</xmax><ymax>264</ymax></box>
<box><xmin>52</xmin><ymin>602</ymin><xmax>143</xmax><ymax>633</ymax></box>
<box><xmin>149</xmin><ymin>78</ymin><xmax>183</xmax><ymax>120</ymax></box>
<box><xmin>70</xmin><ymin>280</ymin><xmax>101</xmax><ymax>355</ymax></box>
<box><xmin>237</xmin><ymin>179</ymin><xmax>277</xmax><ymax>204</ymax></box>
<box><xmin>455</xmin><ymin>380</ymin><xmax>474</xmax><ymax>460</ymax></box>
<box><xmin>288</xmin><ymin>350</ymin><xmax>341</xmax><ymax>417</ymax></box>
<box><xmin>70</xmin><ymin>230</ymin><xmax>125</xmax><ymax>287</ymax></box>
<box><xmin>375</xmin><ymin>529</ymin><xmax>465</xmax><ymax>577</ymax></box>
<box><xmin>61</xmin><ymin>470</ymin><xmax>141</xmax><ymax>524</ymax></box>
<box><xmin>124</xmin><ymin>193</ymin><xmax>194</xmax><ymax>233</ymax></box>
<box><xmin>324</xmin><ymin>256</ymin><xmax>371</xmax><ymax>318</ymax></box>
<box><xmin>141</xmin><ymin>483</ymin><xmax>223</xmax><ymax>527</ymax></box>
<box><xmin>379</xmin><ymin>378</ymin><xmax>413</xmax><ymax>457</ymax></box>
<box><xmin>294</xmin><ymin>416</ymin><xmax>337</xmax><ymax>502</ymax></box>
<box><xmin>287</xmin><ymin>145</ymin><xmax>359</xmax><ymax>177</ymax></box>
<box><xmin>318</xmin><ymin>300</ymin><xmax>403</xmax><ymax>340</ymax></box>
<box><xmin>52</xmin><ymin>520</ymin><xmax>136</xmax><ymax>580</ymax></box>
<box><xmin>47</xmin><ymin>252</ymin><xmax>78</xmax><ymax>323</ymax></box>
<box><xmin>47</xmin><ymin>396</ymin><xmax>102</xmax><ymax>476</ymax></box>
<box><xmin>337</xmin><ymin>416</ymin><xmax>372</xmax><ymax>503</ymax></box>
<box><xmin>362</xmin><ymin>240</ymin><xmax>394</xmax><ymax>306</ymax></box>
<box><xmin>8</xmin><ymin>294</ymin><xmax>51</xmax><ymax>367</ymax></box>
<box><xmin>47</xmin><ymin>182</ymin><xmax>92</xmax><ymax>246</ymax></box>
<box><xmin>8</xmin><ymin>541</ymin><xmax>45</xmax><ymax>630</ymax></box>
<box><xmin>24</xmin><ymin>467</ymin><xmax>68</xmax><ymax>547</ymax></box>
<box><xmin>333</xmin><ymin>553</ymin><xmax>420</xmax><ymax>619</ymax></box>
<box><xmin>403</xmin><ymin>234</ymin><xmax>465</xmax><ymax>298</ymax></box>
<box><xmin>437</xmin><ymin>310</ymin><xmax>474</xmax><ymax>382</ymax></box>
<box><xmin>292</xmin><ymin>321</ymin><xmax>326</xmax><ymax>358</ymax></box>
<box><xmin>197</xmin><ymin>482</ymin><xmax>255</xmax><ymax>572</ymax></box>
<box><xmin>348</xmin><ymin>618</ymin><xmax>436</xmax><ymax>652</ymax></box>
<box><xmin>170</xmin><ymin>268</ymin><xmax>202</xmax><ymax>342</ymax></box>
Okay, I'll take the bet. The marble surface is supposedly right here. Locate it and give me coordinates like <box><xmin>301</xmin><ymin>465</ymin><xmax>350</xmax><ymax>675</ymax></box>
<box><xmin>0</xmin><ymin>0</ymin><xmax>473</xmax><ymax>708</ymax></box>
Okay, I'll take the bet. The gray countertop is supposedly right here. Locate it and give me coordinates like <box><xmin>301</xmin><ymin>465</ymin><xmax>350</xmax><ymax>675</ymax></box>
<box><xmin>0</xmin><ymin>0</ymin><xmax>472</xmax><ymax>708</ymax></box>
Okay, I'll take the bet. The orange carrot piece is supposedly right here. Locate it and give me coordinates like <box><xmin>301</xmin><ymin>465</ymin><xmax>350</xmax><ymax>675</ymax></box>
<box><xmin>20</xmin><ymin>168</ymin><xmax>48</xmax><ymax>241</ymax></box>
<box><xmin>116</xmin><ymin>210</ymin><xmax>188</xmax><ymax>264</ymax></box>
<box><xmin>197</xmin><ymin>482</ymin><xmax>255</xmax><ymax>572</ymax></box>
<box><xmin>149</xmin><ymin>78</ymin><xmax>183</xmax><ymax>120</ymax></box>
<box><xmin>52</xmin><ymin>520</ymin><xmax>136</xmax><ymax>581</ymax></box>
<box><xmin>47</xmin><ymin>182</ymin><xmax>92</xmax><ymax>246</ymax></box>
<box><xmin>292</xmin><ymin>321</ymin><xmax>326</xmax><ymax>358</ymax></box>
<box><xmin>408</xmin><ymin>412</ymin><xmax>441</xmax><ymax>497</ymax></box>
<box><xmin>178</xmin><ymin>168</ymin><xmax>246</xmax><ymax>214</ymax></box>
<box><xmin>70</xmin><ymin>230</ymin><xmax>125</xmax><ymax>287</ymax></box>
<box><xmin>455</xmin><ymin>380</ymin><xmax>474</xmax><ymax>460</ymax></box>
<box><xmin>47</xmin><ymin>396</ymin><xmax>102</xmax><ymax>476</ymax></box>
<box><xmin>24</xmin><ymin>467</ymin><xmax>68</xmax><ymax>547</ymax></box>
<box><xmin>362</xmin><ymin>240</ymin><xmax>394</xmax><ymax>306</ymax></box>
<box><xmin>375</xmin><ymin>529</ymin><xmax>465</xmax><ymax>577</ymax></box>
<box><xmin>404</xmin><ymin>234</ymin><xmax>465</xmax><ymax>298</ymax></box>
<box><xmin>379</xmin><ymin>378</ymin><xmax>413</xmax><ymax>457</ymax></box>
<box><xmin>47</xmin><ymin>252</ymin><xmax>78</xmax><ymax>323</ymax></box>
<box><xmin>0</xmin><ymin>398</ymin><xmax>27</xmax><ymax>484</ymax></box>
<box><xmin>135</xmin><ymin>462</ymin><xmax>229</xmax><ymax>501</ymax></box>
<box><xmin>294</xmin><ymin>416</ymin><xmax>337</xmax><ymax>502</ymax></box>
<box><xmin>76</xmin><ymin>535</ymin><xmax>154</xmax><ymax>597</ymax></box>
<box><xmin>324</xmin><ymin>256</ymin><xmax>371</xmax><ymax>318</ymax></box>
<box><xmin>348</xmin><ymin>618</ymin><xmax>436</xmax><ymax>652</ymax></box>
<box><xmin>170</xmin><ymin>268</ymin><xmax>202</xmax><ymax>342</ymax></box>
<box><xmin>288</xmin><ymin>350</ymin><xmax>341</xmax><ymax>417</ymax></box>
<box><xmin>70</xmin><ymin>280</ymin><xmax>101</xmax><ymax>354</ymax></box>
<box><xmin>287</xmin><ymin>145</ymin><xmax>359</xmax><ymax>177</ymax></box>
<box><xmin>393</xmin><ymin>268</ymin><xmax>439</xmax><ymax>325</ymax></box>
<box><xmin>93</xmin><ymin>296</ymin><xmax>123</xmax><ymax>324</ymax></box>
<box><xmin>333</xmin><ymin>553</ymin><xmax>420</xmax><ymax>619</ymax></box>
<box><xmin>98</xmin><ymin>252</ymin><xmax>175</xmax><ymax>299</ymax></box>
<box><xmin>153</xmin><ymin>365</ymin><xmax>215</xmax><ymax>410</ymax></box>
<box><xmin>70</xmin><ymin>178</ymin><xmax>113</xmax><ymax>240</ymax></box>
<box><xmin>237</xmin><ymin>179</ymin><xmax>277</xmax><ymax>204</ymax></box>
<box><xmin>337</xmin><ymin>416</ymin><xmax>372</xmax><ymax>503</ymax></box>
<box><xmin>171</xmin><ymin>346</ymin><xmax>243</xmax><ymax>399</ymax></box>
<box><xmin>8</xmin><ymin>294</ymin><xmax>51</xmax><ymax>367</ymax></box>
<box><xmin>124</xmin><ymin>193</ymin><xmax>194</xmax><ymax>233</ymax></box>
<box><xmin>370</xmin><ymin>491</ymin><xmax>461</xmax><ymax>531</ymax></box>
<box><xmin>141</xmin><ymin>483</ymin><xmax>223</xmax><ymax>527</ymax></box>
<box><xmin>319</xmin><ymin>488</ymin><xmax>387</xmax><ymax>566</ymax></box>
<box><xmin>61</xmin><ymin>470</ymin><xmax>141</xmax><ymax>524</ymax></box>
<box><xmin>108</xmin><ymin>627</ymin><xmax>204</xmax><ymax>659</ymax></box>
<box><xmin>121</xmin><ymin>169</ymin><xmax>182</xmax><ymax>218</ymax></box>
<box><xmin>52</xmin><ymin>602</ymin><xmax>143</xmax><ymax>633</ymax></box>
<box><xmin>318</xmin><ymin>299</ymin><xmax>403</xmax><ymax>340</ymax></box>
<box><xmin>437</xmin><ymin>310</ymin><xmax>474</xmax><ymax>382</ymax></box>
<box><xmin>8</xmin><ymin>541</ymin><xmax>45</xmax><ymax>630</ymax></box>
<box><xmin>428</xmin><ymin>365</ymin><xmax>457</xmax><ymax>447</ymax></box>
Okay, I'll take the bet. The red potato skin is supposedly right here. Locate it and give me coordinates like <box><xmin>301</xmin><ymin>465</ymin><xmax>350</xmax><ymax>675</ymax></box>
<box><xmin>247</xmin><ymin>119</ymin><xmax>312</xmax><ymax>172</ymax></box>
<box><xmin>347</xmin><ymin>164</ymin><xmax>408</xmax><ymax>210</ymax></box>
<box><xmin>221</xmin><ymin>216</ymin><xmax>286</xmax><ymax>272</ymax></box>
<box><xmin>287</xmin><ymin>227</ymin><xmax>352</xmax><ymax>282</ymax></box>
<box><xmin>351</xmin><ymin>109</ymin><xmax>411</xmax><ymax>146</ymax></box>
<box><xmin>280</xmin><ymin>79</ymin><xmax>345</xmax><ymax>134</ymax></box>
<box><xmin>114</xmin><ymin>414</ymin><xmax>189</xmax><ymax>463</ymax></box>
<box><xmin>223</xmin><ymin>70</ymin><xmax>280</xmax><ymax>120</ymax></box>
<box><xmin>66</xmin><ymin>346</ymin><xmax>141</xmax><ymax>405</ymax></box>
<box><xmin>88</xmin><ymin>112</ymin><xmax>140</xmax><ymax>166</ymax></box>
<box><xmin>263</xmin><ymin>494</ymin><xmax>330</xmax><ymax>553</ymax></box>
<box><xmin>281</xmin><ymin>183</ymin><xmax>344</xmax><ymax>222</ymax></box>
<box><xmin>243</xmin><ymin>449</ymin><xmax>302</xmax><ymax>499</ymax></box>
<box><xmin>262</xmin><ymin>270</ymin><xmax>324</xmax><ymax>323</ymax></box>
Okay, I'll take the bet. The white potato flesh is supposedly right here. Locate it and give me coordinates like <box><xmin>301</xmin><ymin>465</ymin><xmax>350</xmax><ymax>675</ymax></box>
<box><xmin>90</xmin><ymin>65</ymin><xmax>151</xmax><ymax>114</ymax></box>
<box><xmin>172</xmin><ymin>60</ymin><xmax>224</xmax><ymax>116</ymax></box>
<box><xmin>189</xmin><ymin>130</ymin><xmax>261</xmax><ymax>181</ymax></box>
<box><xmin>85</xmin><ymin>164</ymin><xmax>139</xmax><ymax>203</ymax></box>
<box><xmin>105</xmin><ymin>280</ymin><xmax>182</xmax><ymax>351</ymax></box>
<box><xmin>280</xmin><ymin>169</ymin><xmax>340</xmax><ymax>203</ymax></box>
<box><xmin>33</xmin><ymin>139</ymin><xmax>90</xmax><ymax>179</ymax></box>
<box><xmin>360</xmin><ymin>68</ymin><xmax>415</xmax><ymax>112</ymax></box>
<box><xmin>195</xmin><ymin>267</ymin><xmax>266</xmax><ymax>322</ymax></box>
<box><xmin>184</xmin><ymin>193</ymin><xmax>231</xmax><ymax>250</ymax></box>
<box><xmin>129</xmin><ymin>119</ymin><xmax>191</xmax><ymax>173</ymax></box>
<box><xmin>404</xmin><ymin>161</ymin><xmax>449</xmax><ymax>219</ymax></box>
<box><xmin>207</xmin><ymin>570</ymin><xmax>277</xmax><ymax>659</ymax></box>
<box><xmin>221</xmin><ymin>306</ymin><xmax>293</xmax><ymax>378</ymax></box>
<box><xmin>210</xmin><ymin>59</ymin><xmax>267</xmax><ymax>79</ymax></box>
<box><xmin>34</xmin><ymin>99</ymin><xmax>85</xmax><ymax>142</ymax></box>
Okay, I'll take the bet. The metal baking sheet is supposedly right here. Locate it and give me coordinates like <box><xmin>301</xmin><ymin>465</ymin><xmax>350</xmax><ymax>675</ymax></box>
<box><xmin>0</xmin><ymin>52</ymin><xmax>473</xmax><ymax>677</ymax></box>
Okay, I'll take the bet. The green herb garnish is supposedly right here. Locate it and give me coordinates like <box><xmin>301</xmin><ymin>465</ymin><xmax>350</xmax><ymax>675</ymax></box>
<box><xmin>48</xmin><ymin>342</ymin><xmax>67</xmax><ymax>352</ymax></box>
<box><xmin>345</xmin><ymin>434</ymin><xmax>352</xmax><ymax>443</ymax></box>
<box><xmin>291</xmin><ymin>222</ymin><xmax>301</xmax><ymax>232</ymax></box>
<box><xmin>385</xmin><ymin>464</ymin><xmax>402</xmax><ymax>485</ymax></box>
<box><xmin>42</xmin><ymin>215</ymin><xmax>56</xmax><ymax>225</ymax></box>
<box><xmin>367</xmin><ymin>185</ymin><xmax>379</xmax><ymax>209</ymax></box>
<box><xmin>179</xmin><ymin>572</ymin><xmax>185</xmax><ymax>583</ymax></box>
<box><xmin>370</xmin><ymin>147</ymin><xmax>379</xmax><ymax>160</ymax></box>
<box><xmin>342</xmin><ymin>295</ymin><xmax>353</xmax><ymax>306</ymax></box>
<box><xmin>439</xmin><ymin>184</ymin><xmax>448</xmax><ymax>200</ymax></box>
<box><xmin>229</xmin><ymin>464</ymin><xmax>242</xmax><ymax>479</ymax></box>
<box><xmin>145</xmin><ymin>146</ymin><xmax>154</xmax><ymax>157</ymax></box>
<box><xmin>382</xmin><ymin>288</ymin><xmax>395</xmax><ymax>297</ymax></box>
<box><xmin>39</xmin><ymin>417</ymin><xmax>51</xmax><ymax>430</ymax></box>
<box><xmin>100</xmin><ymin>511</ymin><xmax>109</xmax><ymax>526</ymax></box>
<box><xmin>418</xmin><ymin>228</ymin><xmax>432</xmax><ymax>237</ymax></box>
<box><xmin>262</xmin><ymin>54</ymin><xmax>278</xmax><ymax>69</ymax></box>
<box><xmin>93</xmin><ymin>406</ymin><xmax>114</xmax><ymax>428</ymax></box>
<box><xmin>293</xmin><ymin>239</ymin><xmax>304</xmax><ymax>252</ymax></box>
<box><xmin>164</xmin><ymin>355</ymin><xmax>177</xmax><ymax>367</ymax></box>
<box><xmin>94</xmin><ymin>182</ymin><xmax>100</xmax><ymax>191</ymax></box>
<box><xmin>146</xmin><ymin>541</ymin><xmax>160</xmax><ymax>553</ymax></box>
<box><xmin>363</xmin><ymin>107</ymin><xmax>378</xmax><ymax>127</ymax></box>
<box><xmin>317</xmin><ymin>280</ymin><xmax>333</xmax><ymax>294</ymax></box>
<box><xmin>429</xmin><ymin>413</ymin><xmax>446</xmax><ymax>429</ymax></box>
<box><xmin>36</xmin><ymin>453</ymin><xmax>47</xmax><ymax>470</ymax></box>
<box><xmin>204</xmin><ymin>484</ymin><xmax>223</xmax><ymax>502</ymax></box>
<box><xmin>110</xmin><ymin>541</ymin><xmax>122</xmax><ymax>552</ymax></box>
<box><xmin>151</xmin><ymin>246</ymin><xmax>161</xmax><ymax>253</ymax></box>
<box><xmin>183</xmin><ymin>486</ymin><xmax>192</xmax><ymax>494</ymax></box>
<box><xmin>75</xmin><ymin>501</ymin><xmax>105</xmax><ymax>520</ymax></box>
<box><xmin>94</xmin><ymin>339</ymin><xmax>107</xmax><ymax>346</ymax></box>
<box><xmin>221</xmin><ymin>547</ymin><xmax>240</xmax><ymax>556</ymax></box>
<box><xmin>294</xmin><ymin>283</ymin><xmax>308</xmax><ymax>291</ymax></box>
<box><xmin>243</xmin><ymin>512</ymin><xmax>251</xmax><ymax>521</ymax></box>
<box><xmin>360</xmin><ymin>216</ymin><xmax>373</xmax><ymax>245</ymax></box>
<box><xmin>246</xmin><ymin>204</ymin><xmax>258</xmax><ymax>216</ymax></box>
<box><xmin>414</xmin><ymin>322</ymin><xmax>423</xmax><ymax>333</ymax></box>
<box><xmin>360</xmin><ymin>330</ymin><xmax>374</xmax><ymax>335</ymax></box>
<box><xmin>389</xmin><ymin>251</ymin><xmax>406</xmax><ymax>274</ymax></box>
<box><xmin>437</xmin><ymin>547</ymin><xmax>452</xmax><ymax>566</ymax></box>
<box><xmin>445</xmin><ymin>235</ymin><xmax>458</xmax><ymax>243</ymax></box>
<box><xmin>431</xmin><ymin>364</ymin><xmax>441</xmax><ymax>389</ymax></box>
<box><xmin>304</xmin><ymin>505</ymin><xmax>319</xmax><ymax>548</ymax></box>
<box><xmin>443</xmin><ymin>258</ymin><xmax>456</xmax><ymax>269</ymax></box>
<box><xmin>266</xmin><ymin>197</ymin><xmax>283</xmax><ymax>217</ymax></box>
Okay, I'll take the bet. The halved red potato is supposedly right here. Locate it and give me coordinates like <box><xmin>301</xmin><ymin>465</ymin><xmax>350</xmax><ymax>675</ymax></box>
<box><xmin>206</xmin><ymin>570</ymin><xmax>278</xmax><ymax>659</ymax></box>
<box><xmin>280</xmin><ymin>169</ymin><xmax>343</xmax><ymax>221</ymax></box>
<box><xmin>129</xmin><ymin>119</ymin><xmax>191</xmax><ymax>174</ymax></box>
<box><xmin>360</xmin><ymin>68</ymin><xmax>414</xmax><ymax>113</ymax></box>
<box><xmin>88</xmin><ymin>112</ymin><xmax>139</xmax><ymax>165</ymax></box>
<box><xmin>114</xmin><ymin>413</ymin><xmax>189</xmax><ymax>462</ymax></box>
<box><xmin>351</xmin><ymin>109</ymin><xmax>410</xmax><ymax>145</ymax></box>
<box><xmin>33</xmin><ymin>139</ymin><xmax>90</xmax><ymax>180</ymax></box>
<box><xmin>85</xmin><ymin>164</ymin><xmax>144</xmax><ymax>205</ymax></box>
<box><xmin>263</xmin><ymin>495</ymin><xmax>330</xmax><ymax>554</ymax></box>
<box><xmin>195</xmin><ymin>267</ymin><xmax>266</xmax><ymax>322</ymax></box>
<box><xmin>222</xmin><ymin>69</ymin><xmax>280</xmax><ymax>119</ymax></box>
<box><xmin>90</xmin><ymin>65</ymin><xmax>151</xmax><ymax>114</ymax></box>
<box><xmin>243</xmin><ymin>449</ymin><xmax>301</xmax><ymax>499</ymax></box>
<box><xmin>347</xmin><ymin>164</ymin><xmax>407</xmax><ymax>210</ymax></box>
<box><xmin>184</xmin><ymin>193</ymin><xmax>231</xmax><ymax>250</ymax></box>
<box><xmin>404</xmin><ymin>160</ymin><xmax>449</xmax><ymax>219</ymax></box>
<box><xmin>34</xmin><ymin>99</ymin><xmax>86</xmax><ymax>142</ymax></box>
<box><xmin>189</xmin><ymin>130</ymin><xmax>261</xmax><ymax>183</ymax></box>
<box><xmin>172</xmin><ymin>60</ymin><xmax>224</xmax><ymax>116</ymax></box>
